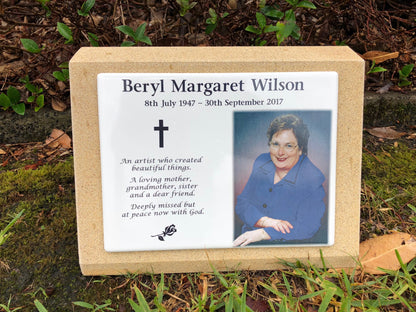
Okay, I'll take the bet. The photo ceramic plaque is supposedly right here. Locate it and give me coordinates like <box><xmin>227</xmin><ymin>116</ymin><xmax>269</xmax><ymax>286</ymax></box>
<box><xmin>97</xmin><ymin>72</ymin><xmax>338</xmax><ymax>252</ymax></box>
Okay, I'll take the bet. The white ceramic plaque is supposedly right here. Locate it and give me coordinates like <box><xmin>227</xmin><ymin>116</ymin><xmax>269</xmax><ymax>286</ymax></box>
<box><xmin>97</xmin><ymin>72</ymin><xmax>338</xmax><ymax>252</ymax></box>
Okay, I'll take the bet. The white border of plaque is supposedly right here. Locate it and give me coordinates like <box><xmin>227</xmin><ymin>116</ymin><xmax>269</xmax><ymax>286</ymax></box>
<box><xmin>97</xmin><ymin>72</ymin><xmax>337</xmax><ymax>252</ymax></box>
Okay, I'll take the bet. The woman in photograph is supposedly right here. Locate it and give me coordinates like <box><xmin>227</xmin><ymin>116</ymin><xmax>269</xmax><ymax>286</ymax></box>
<box><xmin>233</xmin><ymin>114</ymin><xmax>326</xmax><ymax>247</ymax></box>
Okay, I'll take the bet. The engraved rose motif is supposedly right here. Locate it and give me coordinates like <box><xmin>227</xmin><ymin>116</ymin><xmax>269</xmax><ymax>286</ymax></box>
<box><xmin>152</xmin><ymin>224</ymin><xmax>177</xmax><ymax>241</ymax></box>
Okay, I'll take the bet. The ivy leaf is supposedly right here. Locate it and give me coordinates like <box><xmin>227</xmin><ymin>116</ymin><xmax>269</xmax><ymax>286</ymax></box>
<box><xmin>245</xmin><ymin>25</ymin><xmax>261</xmax><ymax>35</ymax></box>
<box><xmin>20</xmin><ymin>38</ymin><xmax>42</xmax><ymax>53</ymax></box>
<box><xmin>398</xmin><ymin>80</ymin><xmax>411</xmax><ymax>87</ymax></box>
<box><xmin>297</xmin><ymin>1</ymin><xmax>316</xmax><ymax>9</ymax></box>
<box><xmin>25</xmin><ymin>83</ymin><xmax>38</xmax><ymax>93</ymax></box>
<box><xmin>138</xmin><ymin>35</ymin><xmax>152</xmax><ymax>46</ymax></box>
<box><xmin>88</xmin><ymin>32</ymin><xmax>99</xmax><ymax>47</ymax></box>
<box><xmin>12</xmin><ymin>102</ymin><xmax>25</xmax><ymax>115</ymax></box>
<box><xmin>285</xmin><ymin>0</ymin><xmax>298</xmax><ymax>6</ymax></box>
<box><xmin>208</xmin><ymin>8</ymin><xmax>217</xmax><ymax>20</ymax></box>
<box><xmin>368</xmin><ymin>66</ymin><xmax>387</xmax><ymax>74</ymax></box>
<box><xmin>78</xmin><ymin>0</ymin><xmax>95</xmax><ymax>16</ymax></box>
<box><xmin>275</xmin><ymin>22</ymin><xmax>286</xmax><ymax>45</ymax></box>
<box><xmin>53</xmin><ymin>70</ymin><xmax>69</xmax><ymax>82</ymax></box>
<box><xmin>52</xmin><ymin>71</ymin><xmax>62</xmax><ymax>80</ymax></box>
<box><xmin>291</xmin><ymin>23</ymin><xmax>301</xmax><ymax>39</ymax></box>
<box><xmin>399</xmin><ymin>64</ymin><xmax>414</xmax><ymax>78</ymax></box>
<box><xmin>7</xmin><ymin>87</ymin><xmax>21</xmax><ymax>104</ymax></box>
<box><xmin>205</xmin><ymin>23</ymin><xmax>216</xmax><ymax>35</ymax></box>
<box><xmin>121</xmin><ymin>41</ymin><xmax>136</xmax><ymax>47</ymax></box>
<box><xmin>35</xmin><ymin>95</ymin><xmax>45</xmax><ymax>112</ymax></box>
<box><xmin>261</xmin><ymin>5</ymin><xmax>284</xmax><ymax>20</ymax></box>
<box><xmin>57</xmin><ymin>22</ymin><xmax>73</xmax><ymax>44</ymax></box>
<box><xmin>116</xmin><ymin>25</ymin><xmax>136</xmax><ymax>38</ymax></box>
<box><xmin>256</xmin><ymin>12</ymin><xmax>267</xmax><ymax>30</ymax></box>
<box><xmin>264</xmin><ymin>24</ymin><xmax>279</xmax><ymax>33</ymax></box>
<box><xmin>0</xmin><ymin>93</ymin><xmax>11</xmax><ymax>109</ymax></box>
<box><xmin>135</xmin><ymin>23</ymin><xmax>152</xmax><ymax>45</ymax></box>
<box><xmin>135</xmin><ymin>23</ymin><xmax>146</xmax><ymax>40</ymax></box>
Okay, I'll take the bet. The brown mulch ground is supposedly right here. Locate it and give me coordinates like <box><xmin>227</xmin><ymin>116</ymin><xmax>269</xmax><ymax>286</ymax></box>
<box><xmin>1</xmin><ymin>0</ymin><xmax>415</xmax><ymax>117</ymax></box>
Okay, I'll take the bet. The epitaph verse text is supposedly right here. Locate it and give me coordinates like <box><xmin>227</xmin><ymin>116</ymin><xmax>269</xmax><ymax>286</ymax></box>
<box><xmin>118</xmin><ymin>156</ymin><xmax>204</xmax><ymax>220</ymax></box>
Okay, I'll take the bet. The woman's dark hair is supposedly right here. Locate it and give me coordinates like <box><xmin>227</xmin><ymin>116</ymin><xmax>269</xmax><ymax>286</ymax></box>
<box><xmin>267</xmin><ymin>114</ymin><xmax>310</xmax><ymax>155</ymax></box>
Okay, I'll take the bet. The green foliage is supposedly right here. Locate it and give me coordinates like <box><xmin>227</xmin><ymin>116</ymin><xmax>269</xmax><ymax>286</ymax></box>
<box><xmin>246</xmin><ymin>0</ymin><xmax>315</xmax><ymax>46</ymax></box>
<box><xmin>210</xmin><ymin>267</ymin><xmax>253</xmax><ymax>312</ymax></box>
<box><xmin>53</xmin><ymin>62</ymin><xmax>70</xmax><ymax>82</ymax></box>
<box><xmin>205</xmin><ymin>8</ymin><xmax>229</xmax><ymax>34</ymax></box>
<box><xmin>20</xmin><ymin>75</ymin><xmax>45</xmax><ymax>112</ymax></box>
<box><xmin>398</xmin><ymin>64</ymin><xmax>414</xmax><ymax>87</ymax></box>
<box><xmin>0</xmin><ymin>86</ymin><xmax>25</xmax><ymax>115</ymax></box>
<box><xmin>361</xmin><ymin>142</ymin><xmax>416</xmax><ymax>235</ymax></box>
<box><xmin>116</xmin><ymin>23</ymin><xmax>152</xmax><ymax>46</ymax></box>
<box><xmin>34</xmin><ymin>299</ymin><xmax>48</xmax><ymax>312</ymax></box>
<box><xmin>0</xmin><ymin>296</ymin><xmax>23</xmax><ymax>312</ymax></box>
<box><xmin>129</xmin><ymin>286</ymin><xmax>156</xmax><ymax>312</ymax></box>
<box><xmin>72</xmin><ymin>299</ymin><xmax>115</xmax><ymax>311</ymax></box>
<box><xmin>36</xmin><ymin>0</ymin><xmax>51</xmax><ymax>17</ymax></box>
<box><xmin>176</xmin><ymin>0</ymin><xmax>197</xmax><ymax>17</ymax></box>
<box><xmin>128</xmin><ymin>274</ymin><xmax>167</xmax><ymax>312</ymax></box>
<box><xmin>0</xmin><ymin>209</ymin><xmax>24</xmax><ymax>247</ymax></box>
<box><xmin>272</xmin><ymin>257</ymin><xmax>416</xmax><ymax>311</ymax></box>
<box><xmin>20</xmin><ymin>38</ymin><xmax>42</xmax><ymax>53</ymax></box>
<box><xmin>362</xmin><ymin>143</ymin><xmax>416</xmax><ymax>191</ymax></box>
<box><xmin>275</xmin><ymin>9</ymin><xmax>299</xmax><ymax>45</ymax></box>
<box><xmin>57</xmin><ymin>22</ymin><xmax>73</xmax><ymax>44</ymax></box>
<box><xmin>408</xmin><ymin>204</ymin><xmax>416</xmax><ymax>224</ymax></box>
<box><xmin>367</xmin><ymin>60</ymin><xmax>387</xmax><ymax>74</ymax></box>
<box><xmin>78</xmin><ymin>0</ymin><xmax>95</xmax><ymax>17</ymax></box>
<box><xmin>245</xmin><ymin>12</ymin><xmax>273</xmax><ymax>46</ymax></box>
<box><xmin>88</xmin><ymin>32</ymin><xmax>100</xmax><ymax>46</ymax></box>
<box><xmin>285</xmin><ymin>0</ymin><xmax>316</xmax><ymax>9</ymax></box>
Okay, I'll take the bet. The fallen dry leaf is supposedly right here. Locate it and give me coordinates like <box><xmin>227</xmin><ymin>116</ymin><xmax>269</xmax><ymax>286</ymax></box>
<box><xmin>91</xmin><ymin>13</ymin><xmax>103</xmax><ymax>26</ymax></box>
<box><xmin>57</xmin><ymin>81</ymin><xmax>66</xmax><ymax>91</ymax></box>
<box><xmin>24</xmin><ymin>160</ymin><xmax>43</xmax><ymax>170</ymax></box>
<box><xmin>246</xmin><ymin>296</ymin><xmax>270</xmax><ymax>312</ymax></box>
<box><xmin>45</xmin><ymin>129</ymin><xmax>72</xmax><ymax>149</ymax></box>
<box><xmin>366</xmin><ymin>126</ymin><xmax>406</xmax><ymax>139</ymax></box>
<box><xmin>360</xmin><ymin>232</ymin><xmax>416</xmax><ymax>274</ymax></box>
<box><xmin>0</xmin><ymin>148</ymin><xmax>6</xmax><ymax>155</ymax></box>
<box><xmin>51</xmin><ymin>98</ymin><xmax>67</xmax><ymax>112</ymax></box>
<box><xmin>362</xmin><ymin>51</ymin><xmax>399</xmax><ymax>64</ymax></box>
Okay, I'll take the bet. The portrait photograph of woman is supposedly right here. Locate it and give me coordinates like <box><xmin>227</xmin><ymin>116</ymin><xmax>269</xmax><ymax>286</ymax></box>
<box><xmin>233</xmin><ymin>111</ymin><xmax>335</xmax><ymax>247</ymax></box>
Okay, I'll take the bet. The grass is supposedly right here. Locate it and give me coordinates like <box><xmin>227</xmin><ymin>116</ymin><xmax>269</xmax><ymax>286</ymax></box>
<box><xmin>0</xmin><ymin>136</ymin><xmax>416</xmax><ymax>311</ymax></box>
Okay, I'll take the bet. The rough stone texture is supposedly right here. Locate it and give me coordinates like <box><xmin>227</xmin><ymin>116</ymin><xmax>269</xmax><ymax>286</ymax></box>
<box><xmin>0</xmin><ymin>92</ymin><xmax>414</xmax><ymax>144</ymax></box>
<box><xmin>0</xmin><ymin>106</ymin><xmax>72</xmax><ymax>144</ymax></box>
<box><xmin>363</xmin><ymin>92</ymin><xmax>416</xmax><ymax>127</ymax></box>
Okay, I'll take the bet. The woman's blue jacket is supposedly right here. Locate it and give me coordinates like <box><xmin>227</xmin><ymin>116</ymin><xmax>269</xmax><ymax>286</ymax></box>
<box><xmin>235</xmin><ymin>153</ymin><xmax>326</xmax><ymax>241</ymax></box>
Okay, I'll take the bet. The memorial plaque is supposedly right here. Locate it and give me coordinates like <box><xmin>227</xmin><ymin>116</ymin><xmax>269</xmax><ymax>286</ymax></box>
<box><xmin>70</xmin><ymin>47</ymin><xmax>364</xmax><ymax>275</ymax></box>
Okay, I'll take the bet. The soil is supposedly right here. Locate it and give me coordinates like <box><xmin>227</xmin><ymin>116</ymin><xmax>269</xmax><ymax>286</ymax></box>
<box><xmin>1</xmin><ymin>0</ymin><xmax>416</xmax><ymax>119</ymax></box>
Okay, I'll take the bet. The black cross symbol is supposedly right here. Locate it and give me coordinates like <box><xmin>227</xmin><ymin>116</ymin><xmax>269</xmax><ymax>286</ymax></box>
<box><xmin>154</xmin><ymin>119</ymin><xmax>169</xmax><ymax>148</ymax></box>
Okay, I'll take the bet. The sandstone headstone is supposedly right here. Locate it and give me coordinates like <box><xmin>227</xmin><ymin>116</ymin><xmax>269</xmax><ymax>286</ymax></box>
<box><xmin>69</xmin><ymin>46</ymin><xmax>364</xmax><ymax>275</ymax></box>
